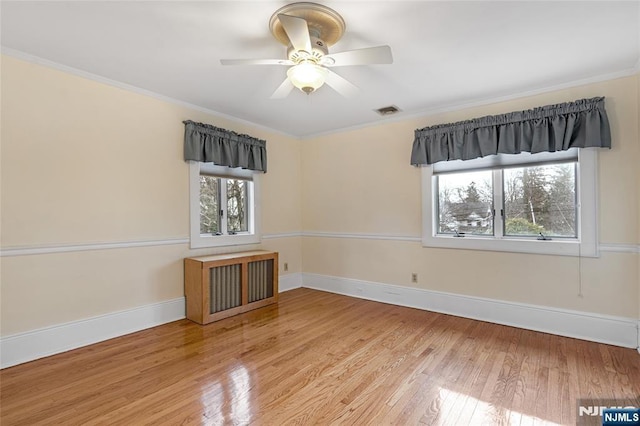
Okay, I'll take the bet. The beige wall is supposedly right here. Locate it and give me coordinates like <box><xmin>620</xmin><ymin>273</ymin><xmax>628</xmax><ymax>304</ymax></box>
<box><xmin>1</xmin><ymin>53</ymin><xmax>638</xmax><ymax>339</ymax></box>
<box><xmin>302</xmin><ymin>75</ymin><xmax>640</xmax><ymax>319</ymax></box>
<box><xmin>0</xmin><ymin>55</ymin><xmax>302</xmax><ymax>335</ymax></box>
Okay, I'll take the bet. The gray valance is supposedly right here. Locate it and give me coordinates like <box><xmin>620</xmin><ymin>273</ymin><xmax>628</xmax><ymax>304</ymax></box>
<box><xmin>183</xmin><ymin>120</ymin><xmax>267</xmax><ymax>172</ymax></box>
<box><xmin>410</xmin><ymin>97</ymin><xmax>611</xmax><ymax>165</ymax></box>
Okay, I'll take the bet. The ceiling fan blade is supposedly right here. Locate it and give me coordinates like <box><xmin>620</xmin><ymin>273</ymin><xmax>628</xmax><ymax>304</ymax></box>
<box><xmin>324</xmin><ymin>70</ymin><xmax>359</xmax><ymax>98</ymax></box>
<box><xmin>278</xmin><ymin>14</ymin><xmax>312</xmax><ymax>53</ymax></box>
<box><xmin>270</xmin><ymin>78</ymin><xmax>295</xmax><ymax>99</ymax></box>
<box><xmin>221</xmin><ymin>58</ymin><xmax>293</xmax><ymax>66</ymax></box>
<box><xmin>322</xmin><ymin>45</ymin><xmax>393</xmax><ymax>67</ymax></box>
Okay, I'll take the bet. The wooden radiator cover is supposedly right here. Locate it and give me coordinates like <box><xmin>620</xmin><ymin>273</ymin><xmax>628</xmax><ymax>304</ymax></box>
<box><xmin>184</xmin><ymin>250</ymin><xmax>279</xmax><ymax>324</ymax></box>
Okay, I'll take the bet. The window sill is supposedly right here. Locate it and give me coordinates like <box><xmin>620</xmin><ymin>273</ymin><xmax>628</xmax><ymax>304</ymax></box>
<box><xmin>422</xmin><ymin>234</ymin><xmax>598</xmax><ymax>257</ymax></box>
<box><xmin>190</xmin><ymin>233</ymin><xmax>260</xmax><ymax>249</ymax></box>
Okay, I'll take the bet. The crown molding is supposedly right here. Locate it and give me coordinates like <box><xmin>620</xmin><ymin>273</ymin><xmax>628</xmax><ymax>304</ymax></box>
<box><xmin>0</xmin><ymin>47</ymin><xmax>297</xmax><ymax>140</ymax></box>
<box><xmin>3</xmin><ymin>47</ymin><xmax>637</xmax><ymax>142</ymax></box>
<box><xmin>301</xmin><ymin>67</ymin><xmax>640</xmax><ymax>140</ymax></box>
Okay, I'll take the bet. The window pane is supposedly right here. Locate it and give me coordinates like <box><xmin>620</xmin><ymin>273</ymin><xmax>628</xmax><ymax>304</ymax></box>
<box><xmin>227</xmin><ymin>179</ymin><xmax>248</xmax><ymax>233</ymax></box>
<box><xmin>199</xmin><ymin>175</ymin><xmax>219</xmax><ymax>234</ymax></box>
<box><xmin>437</xmin><ymin>171</ymin><xmax>493</xmax><ymax>235</ymax></box>
<box><xmin>503</xmin><ymin>163</ymin><xmax>576</xmax><ymax>237</ymax></box>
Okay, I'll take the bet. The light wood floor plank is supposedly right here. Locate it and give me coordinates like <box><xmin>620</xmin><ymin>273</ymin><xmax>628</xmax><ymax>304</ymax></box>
<box><xmin>2</xmin><ymin>288</ymin><xmax>639</xmax><ymax>425</ymax></box>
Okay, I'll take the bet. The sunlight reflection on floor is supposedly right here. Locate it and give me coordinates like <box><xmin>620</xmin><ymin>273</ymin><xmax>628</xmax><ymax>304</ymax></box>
<box><xmin>437</xmin><ymin>388</ymin><xmax>561</xmax><ymax>425</ymax></box>
<box><xmin>200</xmin><ymin>364</ymin><xmax>252</xmax><ymax>424</ymax></box>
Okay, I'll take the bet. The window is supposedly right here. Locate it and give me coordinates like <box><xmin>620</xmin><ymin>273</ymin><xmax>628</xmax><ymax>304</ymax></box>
<box><xmin>189</xmin><ymin>162</ymin><xmax>261</xmax><ymax>248</ymax></box>
<box><xmin>199</xmin><ymin>176</ymin><xmax>249</xmax><ymax>235</ymax></box>
<box><xmin>438</xmin><ymin>170</ymin><xmax>493</xmax><ymax>236</ymax></box>
<box><xmin>502</xmin><ymin>163</ymin><xmax>576</xmax><ymax>238</ymax></box>
<box><xmin>422</xmin><ymin>149</ymin><xmax>598</xmax><ymax>257</ymax></box>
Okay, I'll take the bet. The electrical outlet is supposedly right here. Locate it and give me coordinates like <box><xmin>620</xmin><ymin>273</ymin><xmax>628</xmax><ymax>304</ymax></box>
<box><xmin>411</xmin><ymin>273</ymin><xmax>418</xmax><ymax>283</ymax></box>
<box><xmin>283</xmin><ymin>262</ymin><xmax>288</xmax><ymax>272</ymax></box>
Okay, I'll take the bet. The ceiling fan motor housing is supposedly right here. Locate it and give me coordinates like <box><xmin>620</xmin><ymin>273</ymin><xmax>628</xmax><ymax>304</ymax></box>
<box><xmin>287</xmin><ymin>36</ymin><xmax>328</xmax><ymax>64</ymax></box>
<box><xmin>269</xmin><ymin>2</ymin><xmax>346</xmax><ymax>48</ymax></box>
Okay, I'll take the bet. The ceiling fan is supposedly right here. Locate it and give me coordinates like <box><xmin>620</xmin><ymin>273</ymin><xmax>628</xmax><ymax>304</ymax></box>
<box><xmin>220</xmin><ymin>2</ymin><xmax>393</xmax><ymax>98</ymax></box>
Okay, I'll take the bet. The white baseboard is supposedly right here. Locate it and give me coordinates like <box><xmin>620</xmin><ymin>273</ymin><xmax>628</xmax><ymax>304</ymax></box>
<box><xmin>0</xmin><ymin>298</ymin><xmax>186</xmax><ymax>369</ymax></box>
<box><xmin>2</xmin><ymin>272</ymin><xmax>636</xmax><ymax>369</ymax></box>
<box><xmin>302</xmin><ymin>273</ymin><xmax>639</xmax><ymax>349</ymax></box>
<box><xmin>279</xmin><ymin>272</ymin><xmax>303</xmax><ymax>292</ymax></box>
<box><xmin>0</xmin><ymin>273</ymin><xmax>305</xmax><ymax>369</ymax></box>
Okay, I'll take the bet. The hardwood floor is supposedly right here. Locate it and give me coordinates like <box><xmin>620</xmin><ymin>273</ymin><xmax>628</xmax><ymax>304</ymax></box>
<box><xmin>1</xmin><ymin>288</ymin><xmax>639</xmax><ymax>425</ymax></box>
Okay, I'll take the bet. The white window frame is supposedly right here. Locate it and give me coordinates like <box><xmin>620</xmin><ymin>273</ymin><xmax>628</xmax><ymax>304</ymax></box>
<box><xmin>421</xmin><ymin>149</ymin><xmax>599</xmax><ymax>257</ymax></box>
<box><xmin>189</xmin><ymin>162</ymin><xmax>261</xmax><ymax>248</ymax></box>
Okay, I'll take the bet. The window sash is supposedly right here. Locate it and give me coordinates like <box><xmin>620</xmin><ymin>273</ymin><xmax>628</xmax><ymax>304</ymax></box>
<box><xmin>199</xmin><ymin>175</ymin><xmax>252</xmax><ymax>236</ymax></box>
<box><xmin>436</xmin><ymin>170</ymin><xmax>495</xmax><ymax>237</ymax></box>
<box><xmin>199</xmin><ymin>175</ymin><xmax>221</xmax><ymax>235</ymax></box>
<box><xmin>225</xmin><ymin>178</ymin><xmax>249</xmax><ymax>234</ymax></box>
<box><xmin>502</xmin><ymin>163</ymin><xmax>577</xmax><ymax>239</ymax></box>
<box><xmin>435</xmin><ymin>160</ymin><xmax>578</xmax><ymax>241</ymax></box>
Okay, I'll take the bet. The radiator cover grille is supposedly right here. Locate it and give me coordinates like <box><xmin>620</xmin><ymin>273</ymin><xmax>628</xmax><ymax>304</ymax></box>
<box><xmin>208</xmin><ymin>259</ymin><xmax>274</xmax><ymax>314</ymax></box>
<box><xmin>209</xmin><ymin>264</ymin><xmax>242</xmax><ymax>314</ymax></box>
<box><xmin>248</xmin><ymin>259</ymin><xmax>274</xmax><ymax>303</ymax></box>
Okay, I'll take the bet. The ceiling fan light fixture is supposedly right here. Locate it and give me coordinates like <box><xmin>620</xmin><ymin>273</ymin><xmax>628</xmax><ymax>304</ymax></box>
<box><xmin>287</xmin><ymin>61</ymin><xmax>328</xmax><ymax>94</ymax></box>
<box><xmin>221</xmin><ymin>3</ymin><xmax>393</xmax><ymax>99</ymax></box>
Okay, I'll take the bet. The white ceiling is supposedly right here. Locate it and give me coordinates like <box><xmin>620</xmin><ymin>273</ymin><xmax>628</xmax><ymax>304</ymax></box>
<box><xmin>1</xmin><ymin>1</ymin><xmax>639</xmax><ymax>138</ymax></box>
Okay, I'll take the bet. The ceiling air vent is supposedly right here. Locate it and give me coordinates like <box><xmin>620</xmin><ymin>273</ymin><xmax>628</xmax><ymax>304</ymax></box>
<box><xmin>375</xmin><ymin>105</ymin><xmax>401</xmax><ymax>116</ymax></box>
